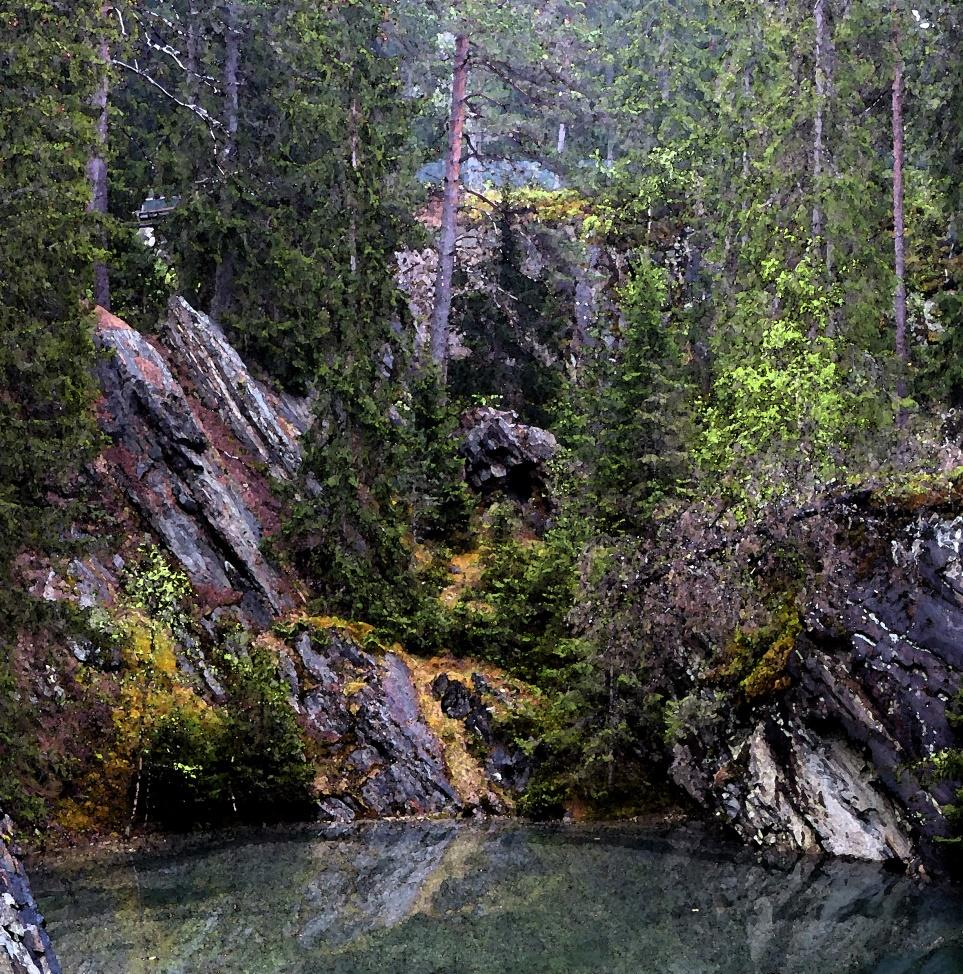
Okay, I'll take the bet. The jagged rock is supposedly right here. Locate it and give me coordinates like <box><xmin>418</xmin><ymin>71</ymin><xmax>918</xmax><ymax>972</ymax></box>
<box><xmin>460</xmin><ymin>407</ymin><xmax>558</xmax><ymax>500</ymax></box>
<box><xmin>287</xmin><ymin>628</ymin><xmax>461</xmax><ymax>817</ymax></box>
<box><xmin>0</xmin><ymin>814</ymin><xmax>61</xmax><ymax>974</ymax></box>
<box><xmin>161</xmin><ymin>298</ymin><xmax>311</xmax><ymax>481</ymax></box>
<box><xmin>94</xmin><ymin>304</ymin><xmax>298</xmax><ymax>623</ymax></box>
<box><xmin>637</xmin><ymin>489</ymin><xmax>963</xmax><ymax>866</ymax></box>
<box><xmin>430</xmin><ymin>673</ymin><xmax>531</xmax><ymax>794</ymax></box>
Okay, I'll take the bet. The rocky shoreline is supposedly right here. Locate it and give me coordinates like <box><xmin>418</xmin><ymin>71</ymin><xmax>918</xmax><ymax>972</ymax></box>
<box><xmin>1</xmin><ymin>813</ymin><xmax>60</xmax><ymax>974</ymax></box>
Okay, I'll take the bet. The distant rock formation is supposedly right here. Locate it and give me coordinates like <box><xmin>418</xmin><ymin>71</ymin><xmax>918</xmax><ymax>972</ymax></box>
<box><xmin>0</xmin><ymin>813</ymin><xmax>60</xmax><ymax>974</ymax></box>
<box><xmin>459</xmin><ymin>407</ymin><xmax>558</xmax><ymax>501</ymax></box>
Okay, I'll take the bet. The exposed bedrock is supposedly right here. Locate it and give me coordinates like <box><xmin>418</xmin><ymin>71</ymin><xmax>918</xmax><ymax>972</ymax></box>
<box><xmin>459</xmin><ymin>406</ymin><xmax>558</xmax><ymax>500</ymax></box>
<box><xmin>93</xmin><ymin>299</ymin><xmax>311</xmax><ymax>623</ymax></box>
<box><xmin>0</xmin><ymin>813</ymin><xmax>60</xmax><ymax>974</ymax></box>
<box><xmin>282</xmin><ymin>627</ymin><xmax>462</xmax><ymax>820</ymax></box>
<box><xmin>655</xmin><ymin>491</ymin><xmax>963</xmax><ymax>867</ymax></box>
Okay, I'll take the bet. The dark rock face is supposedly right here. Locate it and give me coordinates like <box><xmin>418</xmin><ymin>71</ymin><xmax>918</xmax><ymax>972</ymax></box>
<box><xmin>285</xmin><ymin>628</ymin><xmax>461</xmax><ymax>819</ymax></box>
<box><xmin>94</xmin><ymin>300</ymin><xmax>309</xmax><ymax>623</ymax></box>
<box><xmin>460</xmin><ymin>407</ymin><xmax>558</xmax><ymax>500</ymax></box>
<box><xmin>431</xmin><ymin>674</ymin><xmax>532</xmax><ymax>794</ymax></box>
<box><xmin>0</xmin><ymin>814</ymin><xmax>61</xmax><ymax>974</ymax></box>
<box><xmin>626</xmin><ymin>490</ymin><xmax>963</xmax><ymax>866</ymax></box>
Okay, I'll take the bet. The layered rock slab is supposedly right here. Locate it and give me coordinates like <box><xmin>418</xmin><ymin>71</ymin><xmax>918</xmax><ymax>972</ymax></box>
<box><xmin>94</xmin><ymin>300</ymin><xmax>308</xmax><ymax>622</ymax></box>
<box><xmin>281</xmin><ymin>626</ymin><xmax>462</xmax><ymax>819</ymax></box>
<box><xmin>0</xmin><ymin>814</ymin><xmax>60</xmax><ymax>974</ymax></box>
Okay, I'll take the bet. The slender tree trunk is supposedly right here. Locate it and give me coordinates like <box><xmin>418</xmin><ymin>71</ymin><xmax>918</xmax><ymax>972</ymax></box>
<box><xmin>812</xmin><ymin>0</ymin><xmax>826</xmax><ymax>244</ymax></box>
<box><xmin>429</xmin><ymin>34</ymin><xmax>470</xmax><ymax>383</ymax></box>
<box><xmin>557</xmin><ymin>122</ymin><xmax>567</xmax><ymax>155</ymax></box>
<box><xmin>604</xmin><ymin>60</ymin><xmax>616</xmax><ymax>167</ymax></box>
<box><xmin>212</xmin><ymin>1</ymin><xmax>241</xmax><ymax>321</ymax></box>
<box><xmin>892</xmin><ymin>9</ymin><xmax>908</xmax><ymax>366</ymax></box>
<box><xmin>88</xmin><ymin>14</ymin><xmax>111</xmax><ymax>310</ymax></box>
<box><xmin>348</xmin><ymin>97</ymin><xmax>360</xmax><ymax>275</ymax></box>
<box><xmin>186</xmin><ymin>1</ymin><xmax>200</xmax><ymax>101</ymax></box>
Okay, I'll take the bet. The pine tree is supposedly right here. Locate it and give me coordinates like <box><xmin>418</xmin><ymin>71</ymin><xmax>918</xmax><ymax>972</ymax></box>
<box><xmin>0</xmin><ymin>0</ymin><xmax>101</xmax><ymax>583</ymax></box>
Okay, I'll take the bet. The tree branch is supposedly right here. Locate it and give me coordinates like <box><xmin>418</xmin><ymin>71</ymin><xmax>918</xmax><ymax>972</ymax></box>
<box><xmin>114</xmin><ymin>59</ymin><xmax>223</xmax><ymax>142</ymax></box>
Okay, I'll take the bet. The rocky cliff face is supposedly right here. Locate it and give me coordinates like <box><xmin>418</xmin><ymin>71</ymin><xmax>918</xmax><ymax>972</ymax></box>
<box><xmin>625</xmin><ymin>487</ymin><xmax>963</xmax><ymax>868</ymax></box>
<box><xmin>0</xmin><ymin>815</ymin><xmax>60</xmax><ymax>974</ymax></box>
<box><xmin>14</xmin><ymin>299</ymin><xmax>525</xmax><ymax>835</ymax></box>
<box><xmin>93</xmin><ymin>299</ymin><xmax>309</xmax><ymax>624</ymax></box>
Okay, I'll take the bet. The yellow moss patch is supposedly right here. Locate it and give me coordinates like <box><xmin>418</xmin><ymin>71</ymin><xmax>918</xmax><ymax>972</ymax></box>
<box><xmin>740</xmin><ymin>624</ymin><xmax>799</xmax><ymax>700</ymax></box>
<box><xmin>710</xmin><ymin>599</ymin><xmax>802</xmax><ymax>702</ymax></box>
<box><xmin>440</xmin><ymin>550</ymin><xmax>484</xmax><ymax>608</ymax></box>
<box><xmin>289</xmin><ymin>614</ymin><xmax>377</xmax><ymax>646</ymax></box>
<box><xmin>395</xmin><ymin>651</ymin><xmax>538</xmax><ymax>810</ymax></box>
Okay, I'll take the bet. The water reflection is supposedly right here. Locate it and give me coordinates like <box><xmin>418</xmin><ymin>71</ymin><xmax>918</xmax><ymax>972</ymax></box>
<box><xmin>33</xmin><ymin>823</ymin><xmax>963</xmax><ymax>974</ymax></box>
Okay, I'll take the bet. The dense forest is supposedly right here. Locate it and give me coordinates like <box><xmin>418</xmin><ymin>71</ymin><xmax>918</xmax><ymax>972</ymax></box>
<box><xmin>2</xmin><ymin>0</ymin><xmax>963</xmax><ymax>874</ymax></box>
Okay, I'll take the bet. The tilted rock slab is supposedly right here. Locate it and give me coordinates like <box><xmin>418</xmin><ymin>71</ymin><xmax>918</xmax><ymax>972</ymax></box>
<box><xmin>95</xmin><ymin>304</ymin><xmax>299</xmax><ymax>623</ymax></box>
<box><xmin>281</xmin><ymin>627</ymin><xmax>461</xmax><ymax>819</ymax></box>
<box><xmin>161</xmin><ymin>297</ymin><xmax>310</xmax><ymax>481</ymax></box>
<box><xmin>0</xmin><ymin>814</ymin><xmax>60</xmax><ymax>974</ymax></box>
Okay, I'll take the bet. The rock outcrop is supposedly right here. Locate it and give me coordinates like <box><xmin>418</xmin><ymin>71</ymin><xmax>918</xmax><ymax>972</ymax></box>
<box><xmin>431</xmin><ymin>674</ymin><xmax>532</xmax><ymax>794</ymax></box>
<box><xmin>624</xmin><ymin>487</ymin><xmax>963</xmax><ymax>867</ymax></box>
<box><xmin>281</xmin><ymin>625</ymin><xmax>462</xmax><ymax>820</ymax></box>
<box><xmin>94</xmin><ymin>298</ymin><xmax>310</xmax><ymax>623</ymax></box>
<box><xmin>459</xmin><ymin>407</ymin><xmax>558</xmax><ymax>500</ymax></box>
<box><xmin>0</xmin><ymin>814</ymin><xmax>60</xmax><ymax>974</ymax></box>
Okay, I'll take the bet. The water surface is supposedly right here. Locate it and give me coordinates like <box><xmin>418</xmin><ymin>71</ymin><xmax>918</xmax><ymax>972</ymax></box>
<box><xmin>33</xmin><ymin>822</ymin><xmax>963</xmax><ymax>973</ymax></box>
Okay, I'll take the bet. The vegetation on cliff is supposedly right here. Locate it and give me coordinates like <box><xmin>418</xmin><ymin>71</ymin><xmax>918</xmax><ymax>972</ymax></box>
<box><xmin>1</xmin><ymin>0</ymin><xmax>962</xmax><ymax>862</ymax></box>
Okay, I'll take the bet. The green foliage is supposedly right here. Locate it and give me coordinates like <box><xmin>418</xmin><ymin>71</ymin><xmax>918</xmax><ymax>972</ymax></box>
<box><xmin>575</xmin><ymin>257</ymin><xmax>687</xmax><ymax>529</ymax></box>
<box><xmin>0</xmin><ymin>658</ymin><xmax>47</xmax><ymax>829</ymax></box>
<box><xmin>214</xmin><ymin>638</ymin><xmax>315</xmax><ymax>820</ymax></box>
<box><xmin>123</xmin><ymin>545</ymin><xmax>192</xmax><ymax>631</ymax></box>
<box><xmin>143</xmin><ymin>637</ymin><xmax>314</xmax><ymax>829</ymax></box>
<box><xmin>0</xmin><ymin>0</ymin><xmax>101</xmax><ymax>590</ymax></box>
<box><xmin>697</xmin><ymin>247</ymin><xmax>873</xmax><ymax>502</ymax></box>
<box><xmin>449</xmin><ymin>522</ymin><xmax>583</xmax><ymax>684</ymax></box>
<box><xmin>450</xmin><ymin>201</ymin><xmax>569</xmax><ymax>428</ymax></box>
<box><xmin>400</xmin><ymin>370</ymin><xmax>473</xmax><ymax>546</ymax></box>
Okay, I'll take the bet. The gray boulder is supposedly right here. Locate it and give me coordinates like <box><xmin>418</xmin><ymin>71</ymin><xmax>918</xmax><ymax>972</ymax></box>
<box><xmin>460</xmin><ymin>407</ymin><xmax>558</xmax><ymax>500</ymax></box>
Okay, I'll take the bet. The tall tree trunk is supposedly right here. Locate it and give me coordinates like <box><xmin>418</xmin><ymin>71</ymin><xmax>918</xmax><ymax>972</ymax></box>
<box><xmin>892</xmin><ymin>7</ymin><xmax>908</xmax><ymax>365</ymax></box>
<box><xmin>87</xmin><ymin>14</ymin><xmax>111</xmax><ymax>310</ymax></box>
<box><xmin>557</xmin><ymin>122</ymin><xmax>567</xmax><ymax>155</ymax></box>
<box><xmin>186</xmin><ymin>1</ymin><xmax>200</xmax><ymax>101</ymax></box>
<box><xmin>429</xmin><ymin>33</ymin><xmax>470</xmax><ymax>383</ymax></box>
<box><xmin>604</xmin><ymin>61</ymin><xmax>616</xmax><ymax>167</ymax></box>
<box><xmin>812</xmin><ymin>0</ymin><xmax>827</xmax><ymax>244</ymax></box>
<box><xmin>212</xmin><ymin>1</ymin><xmax>241</xmax><ymax>321</ymax></box>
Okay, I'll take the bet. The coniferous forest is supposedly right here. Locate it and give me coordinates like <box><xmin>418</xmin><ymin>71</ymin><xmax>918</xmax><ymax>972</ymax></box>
<box><xmin>2</xmin><ymin>2</ymin><xmax>963</xmax><ymax>970</ymax></box>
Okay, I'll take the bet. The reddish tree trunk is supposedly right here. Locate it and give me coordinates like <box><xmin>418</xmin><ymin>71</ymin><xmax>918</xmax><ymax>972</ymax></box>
<box><xmin>892</xmin><ymin>12</ymin><xmax>908</xmax><ymax>365</ymax></box>
<box><xmin>812</xmin><ymin>0</ymin><xmax>826</xmax><ymax>244</ymax></box>
<box><xmin>429</xmin><ymin>33</ymin><xmax>470</xmax><ymax>382</ymax></box>
<box><xmin>87</xmin><ymin>21</ymin><xmax>111</xmax><ymax>310</ymax></box>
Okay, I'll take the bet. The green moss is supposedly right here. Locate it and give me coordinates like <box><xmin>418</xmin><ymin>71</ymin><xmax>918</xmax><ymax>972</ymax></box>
<box><xmin>712</xmin><ymin>597</ymin><xmax>802</xmax><ymax>701</ymax></box>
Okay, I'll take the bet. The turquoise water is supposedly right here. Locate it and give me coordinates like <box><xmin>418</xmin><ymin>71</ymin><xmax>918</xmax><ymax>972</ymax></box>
<box><xmin>32</xmin><ymin>823</ymin><xmax>963</xmax><ymax>973</ymax></box>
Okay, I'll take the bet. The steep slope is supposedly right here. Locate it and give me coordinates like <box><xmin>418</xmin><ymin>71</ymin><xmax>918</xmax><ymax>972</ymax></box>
<box><xmin>0</xmin><ymin>812</ymin><xmax>60</xmax><ymax>974</ymax></box>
